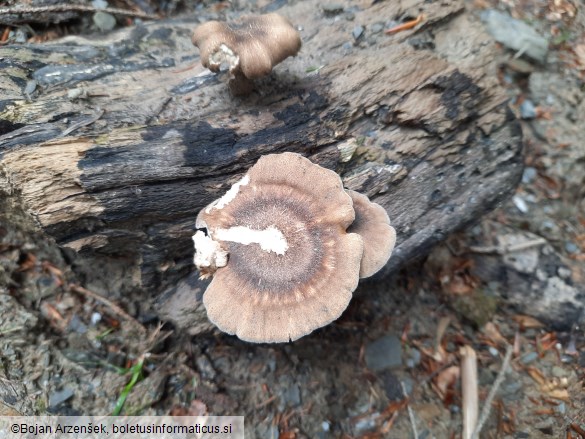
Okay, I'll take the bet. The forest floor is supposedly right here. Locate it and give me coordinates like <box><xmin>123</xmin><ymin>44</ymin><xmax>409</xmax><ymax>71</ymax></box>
<box><xmin>0</xmin><ymin>0</ymin><xmax>584</xmax><ymax>438</ymax></box>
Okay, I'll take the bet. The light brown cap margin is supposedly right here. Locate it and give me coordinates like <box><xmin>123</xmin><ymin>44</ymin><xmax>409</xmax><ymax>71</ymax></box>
<box><xmin>346</xmin><ymin>190</ymin><xmax>396</xmax><ymax>278</ymax></box>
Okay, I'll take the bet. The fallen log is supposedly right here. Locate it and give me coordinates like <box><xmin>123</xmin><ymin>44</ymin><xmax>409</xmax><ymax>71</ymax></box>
<box><xmin>0</xmin><ymin>0</ymin><xmax>523</xmax><ymax>332</ymax></box>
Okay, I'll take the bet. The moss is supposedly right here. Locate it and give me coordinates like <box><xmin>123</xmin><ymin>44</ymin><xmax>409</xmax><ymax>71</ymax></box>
<box><xmin>451</xmin><ymin>289</ymin><xmax>499</xmax><ymax>329</ymax></box>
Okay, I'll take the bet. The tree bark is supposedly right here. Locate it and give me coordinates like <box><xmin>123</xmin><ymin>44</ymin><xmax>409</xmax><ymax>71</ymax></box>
<box><xmin>0</xmin><ymin>0</ymin><xmax>523</xmax><ymax>332</ymax></box>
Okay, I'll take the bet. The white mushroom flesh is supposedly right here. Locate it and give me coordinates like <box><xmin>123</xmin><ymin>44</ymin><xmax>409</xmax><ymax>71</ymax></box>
<box><xmin>193</xmin><ymin>230</ymin><xmax>228</xmax><ymax>269</ymax></box>
<box><xmin>205</xmin><ymin>174</ymin><xmax>250</xmax><ymax>214</ymax></box>
<box><xmin>214</xmin><ymin>225</ymin><xmax>289</xmax><ymax>255</ymax></box>
<box><xmin>208</xmin><ymin>43</ymin><xmax>240</xmax><ymax>74</ymax></box>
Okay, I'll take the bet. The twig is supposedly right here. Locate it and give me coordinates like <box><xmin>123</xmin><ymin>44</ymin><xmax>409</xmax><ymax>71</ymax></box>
<box><xmin>59</xmin><ymin>109</ymin><xmax>105</xmax><ymax>137</ymax></box>
<box><xmin>460</xmin><ymin>345</ymin><xmax>479</xmax><ymax>439</ymax></box>
<box><xmin>69</xmin><ymin>283</ymin><xmax>146</xmax><ymax>334</ymax></box>
<box><xmin>401</xmin><ymin>381</ymin><xmax>418</xmax><ymax>439</ymax></box>
<box><xmin>471</xmin><ymin>344</ymin><xmax>513</xmax><ymax>439</ymax></box>
<box><xmin>0</xmin><ymin>5</ymin><xmax>158</xmax><ymax>20</ymax></box>
<box><xmin>468</xmin><ymin>237</ymin><xmax>547</xmax><ymax>255</ymax></box>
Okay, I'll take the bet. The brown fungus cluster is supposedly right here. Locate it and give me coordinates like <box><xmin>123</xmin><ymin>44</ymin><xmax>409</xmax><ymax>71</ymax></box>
<box><xmin>193</xmin><ymin>152</ymin><xmax>396</xmax><ymax>343</ymax></box>
<box><xmin>191</xmin><ymin>13</ymin><xmax>301</xmax><ymax>95</ymax></box>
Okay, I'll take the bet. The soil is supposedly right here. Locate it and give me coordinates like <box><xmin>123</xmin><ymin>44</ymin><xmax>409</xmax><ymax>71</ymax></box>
<box><xmin>1</xmin><ymin>0</ymin><xmax>584</xmax><ymax>438</ymax></box>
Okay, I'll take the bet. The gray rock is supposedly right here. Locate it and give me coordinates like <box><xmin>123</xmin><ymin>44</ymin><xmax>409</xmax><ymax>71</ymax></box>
<box><xmin>364</xmin><ymin>334</ymin><xmax>402</xmax><ymax>371</ymax></box>
<box><xmin>49</xmin><ymin>388</ymin><xmax>75</xmax><ymax>408</ymax></box>
<box><xmin>520</xmin><ymin>99</ymin><xmax>537</xmax><ymax>119</ymax></box>
<box><xmin>522</xmin><ymin>167</ymin><xmax>537</xmax><ymax>184</ymax></box>
<box><xmin>322</xmin><ymin>3</ymin><xmax>344</xmax><ymax>16</ymax></box>
<box><xmin>520</xmin><ymin>351</ymin><xmax>538</xmax><ymax>365</ymax></box>
<box><xmin>480</xmin><ymin>10</ymin><xmax>548</xmax><ymax>63</ymax></box>
<box><xmin>93</xmin><ymin>11</ymin><xmax>117</xmax><ymax>32</ymax></box>
<box><xmin>352</xmin><ymin>25</ymin><xmax>364</xmax><ymax>40</ymax></box>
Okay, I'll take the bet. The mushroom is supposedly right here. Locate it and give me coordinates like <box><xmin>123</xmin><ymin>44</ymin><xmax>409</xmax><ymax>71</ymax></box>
<box><xmin>193</xmin><ymin>152</ymin><xmax>396</xmax><ymax>343</ymax></box>
<box><xmin>191</xmin><ymin>13</ymin><xmax>301</xmax><ymax>95</ymax></box>
<box><xmin>346</xmin><ymin>190</ymin><xmax>396</xmax><ymax>278</ymax></box>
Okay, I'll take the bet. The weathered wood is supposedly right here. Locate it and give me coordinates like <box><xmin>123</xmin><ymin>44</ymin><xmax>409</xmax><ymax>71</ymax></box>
<box><xmin>0</xmin><ymin>0</ymin><xmax>523</xmax><ymax>332</ymax></box>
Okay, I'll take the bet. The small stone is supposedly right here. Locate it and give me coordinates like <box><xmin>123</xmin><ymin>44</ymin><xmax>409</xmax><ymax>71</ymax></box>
<box><xmin>370</xmin><ymin>23</ymin><xmax>384</xmax><ymax>34</ymax></box>
<box><xmin>512</xmin><ymin>195</ymin><xmax>529</xmax><ymax>213</ymax></box>
<box><xmin>555</xmin><ymin>402</ymin><xmax>566</xmax><ymax>414</ymax></box>
<box><xmin>551</xmin><ymin>366</ymin><xmax>568</xmax><ymax>378</ymax></box>
<box><xmin>93</xmin><ymin>11</ymin><xmax>117</xmax><ymax>32</ymax></box>
<box><xmin>488</xmin><ymin>346</ymin><xmax>500</xmax><ymax>357</ymax></box>
<box><xmin>520</xmin><ymin>99</ymin><xmax>537</xmax><ymax>119</ymax></box>
<box><xmin>565</xmin><ymin>242</ymin><xmax>579</xmax><ymax>254</ymax></box>
<box><xmin>405</xmin><ymin>348</ymin><xmax>421</xmax><ymax>368</ymax></box>
<box><xmin>92</xmin><ymin>0</ymin><xmax>108</xmax><ymax>8</ymax></box>
<box><xmin>49</xmin><ymin>388</ymin><xmax>75</xmax><ymax>408</ymax></box>
<box><xmin>520</xmin><ymin>351</ymin><xmax>538</xmax><ymax>365</ymax></box>
<box><xmin>321</xmin><ymin>421</ymin><xmax>330</xmax><ymax>432</ymax></box>
<box><xmin>557</xmin><ymin>266</ymin><xmax>572</xmax><ymax>279</ymax></box>
<box><xmin>322</xmin><ymin>3</ymin><xmax>344</xmax><ymax>16</ymax></box>
<box><xmin>480</xmin><ymin>9</ymin><xmax>548</xmax><ymax>63</ymax></box>
<box><xmin>342</xmin><ymin>41</ymin><xmax>353</xmax><ymax>51</ymax></box>
<box><xmin>90</xmin><ymin>312</ymin><xmax>102</xmax><ymax>325</ymax></box>
<box><xmin>352</xmin><ymin>25</ymin><xmax>364</xmax><ymax>40</ymax></box>
<box><xmin>195</xmin><ymin>355</ymin><xmax>217</xmax><ymax>381</ymax></box>
<box><xmin>283</xmin><ymin>384</ymin><xmax>301</xmax><ymax>407</ymax></box>
<box><xmin>364</xmin><ymin>334</ymin><xmax>402</xmax><ymax>371</ymax></box>
<box><xmin>522</xmin><ymin>167</ymin><xmax>537</xmax><ymax>184</ymax></box>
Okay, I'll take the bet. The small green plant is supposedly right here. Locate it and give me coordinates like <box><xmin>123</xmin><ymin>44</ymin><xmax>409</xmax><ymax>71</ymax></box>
<box><xmin>112</xmin><ymin>356</ymin><xmax>145</xmax><ymax>416</ymax></box>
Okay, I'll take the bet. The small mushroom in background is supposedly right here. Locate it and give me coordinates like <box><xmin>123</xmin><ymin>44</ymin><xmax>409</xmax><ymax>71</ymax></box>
<box><xmin>193</xmin><ymin>152</ymin><xmax>396</xmax><ymax>343</ymax></box>
<box><xmin>191</xmin><ymin>13</ymin><xmax>302</xmax><ymax>95</ymax></box>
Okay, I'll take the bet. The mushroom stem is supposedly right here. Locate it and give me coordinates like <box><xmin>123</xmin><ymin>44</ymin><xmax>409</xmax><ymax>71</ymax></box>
<box><xmin>228</xmin><ymin>72</ymin><xmax>255</xmax><ymax>96</ymax></box>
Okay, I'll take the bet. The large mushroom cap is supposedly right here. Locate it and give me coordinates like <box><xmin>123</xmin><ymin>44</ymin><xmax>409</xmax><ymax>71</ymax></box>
<box><xmin>192</xmin><ymin>13</ymin><xmax>302</xmax><ymax>80</ymax></box>
<box><xmin>346</xmin><ymin>190</ymin><xmax>396</xmax><ymax>278</ymax></box>
<box><xmin>195</xmin><ymin>153</ymin><xmax>364</xmax><ymax>343</ymax></box>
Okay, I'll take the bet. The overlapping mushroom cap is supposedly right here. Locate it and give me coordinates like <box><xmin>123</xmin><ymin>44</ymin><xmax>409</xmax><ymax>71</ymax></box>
<box><xmin>192</xmin><ymin>13</ymin><xmax>301</xmax><ymax>86</ymax></box>
<box><xmin>193</xmin><ymin>152</ymin><xmax>396</xmax><ymax>343</ymax></box>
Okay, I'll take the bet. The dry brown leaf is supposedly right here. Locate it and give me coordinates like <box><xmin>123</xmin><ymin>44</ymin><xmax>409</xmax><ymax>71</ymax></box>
<box><xmin>526</xmin><ymin>366</ymin><xmax>547</xmax><ymax>386</ymax></box>
<box><xmin>482</xmin><ymin>322</ymin><xmax>509</xmax><ymax>346</ymax></box>
<box><xmin>434</xmin><ymin>365</ymin><xmax>460</xmax><ymax>401</ymax></box>
<box><xmin>546</xmin><ymin>388</ymin><xmax>570</xmax><ymax>402</ymax></box>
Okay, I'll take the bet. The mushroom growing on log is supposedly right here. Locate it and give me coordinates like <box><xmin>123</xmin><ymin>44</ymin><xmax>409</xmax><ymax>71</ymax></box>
<box><xmin>192</xmin><ymin>13</ymin><xmax>302</xmax><ymax>95</ymax></box>
<box><xmin>193</xmin><ymin>152</ymin><xmax>395</xmax><ymax>343</ymax></box>
<box><xmin>0</xmin><ymin>0</ymin><xmax>524</xmax><ymax>336</ymax></box>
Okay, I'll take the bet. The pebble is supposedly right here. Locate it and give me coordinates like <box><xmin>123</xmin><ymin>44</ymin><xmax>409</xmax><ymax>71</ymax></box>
<box><xmin>405</xmin><ymin>348</ymin><xmax>421</xmax><ymax>368</ymax></box>
<box><xmin>480</xmin><ymin>9</ymin><xmax>549</xmax><ymax>63</ymax></box>
<box><xmin>520</xmin><ymin>351</ymin><xmax>538</xmax><ymax>365</ymax></box>
<box><xmin>555</xmin><ymin>402</ymin><xmax>566</xmax><ymax>414</ymax></box>
<box><xmin>322</xmin><ymin>3</ymin><xmax>344</xmax><ymax>16</ymax></box>
<box><xmin>551</xmin><ymin>366</ymin><xmax>568</xmax><ymax>378</ymax></box>
<box><xmin>557</xmin><ymin>266</ymin><xmax>572</xmax><ymax>279</ymax></box>
<box><xmin>488</xmin><ymin>346</ymin><xmax>500</xmax><ymax>357</ymax></box>
<box><xmin>92</xmin><ymin>0</ymin><xmax>108</xmax><ymax>8</ymax></box>
<box><xmin>352</xmin><ymin>25</ymin><xmax>364</xmax><ymax>40</ymax></box>
<box><xmin>93</xmin><ymin>11</ymin><xmax>117</xmax><ymax>32</ymax></box>
<box><xmin>370</xmin><ymin>22</ymin><xmax>384</xmax><ymax>34</ymax></box>
<box><xmin>565</xmin><ymin>242</ymin><xmax>579</xmax><ymax>254</ymax></box>
<box><xmin>512</xmin><ymin>195</ymin><xmax>529</xmax><ymax>213</ymax></box>
<box><xmin>364</xmin><ymin>334</ymin><xmax>402</xmax><ymax>371</ymax></box>
<box><xmin>522</xmin><ymin>167</ymin><xmax>537</xmax><ymax>184</ymax></box>
<box><xmin>520</xmin><ymin>99</ymin><xmax>537</xmax><ymax>119</ymax></box>
<box><xmin>49</xmin><ymin>388</ymin><xmax>75</xmax><ymax>408</ymax></box>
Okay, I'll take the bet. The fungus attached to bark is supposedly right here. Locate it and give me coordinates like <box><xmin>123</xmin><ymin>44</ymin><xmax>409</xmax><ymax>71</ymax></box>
<box><xmin>193</xmin><ymin>152</ymin><xmax>396</xmax><ymax>343</ymax></box>
<box><xmin>346</xmin><ymin>190</ymin><xmax>397</xmax><ymax>278</ymax></box>
<box><xmin>191</xmin><ymin>13</ymin><xmax>301</xmax><ymax>95</ymax></box>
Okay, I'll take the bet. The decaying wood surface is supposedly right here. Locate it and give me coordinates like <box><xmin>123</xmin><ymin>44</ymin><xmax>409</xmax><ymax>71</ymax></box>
<box><xmin>0</xmin><ymin>0</ymin><xmax>523</xmax><ymax>332</ymax></box>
